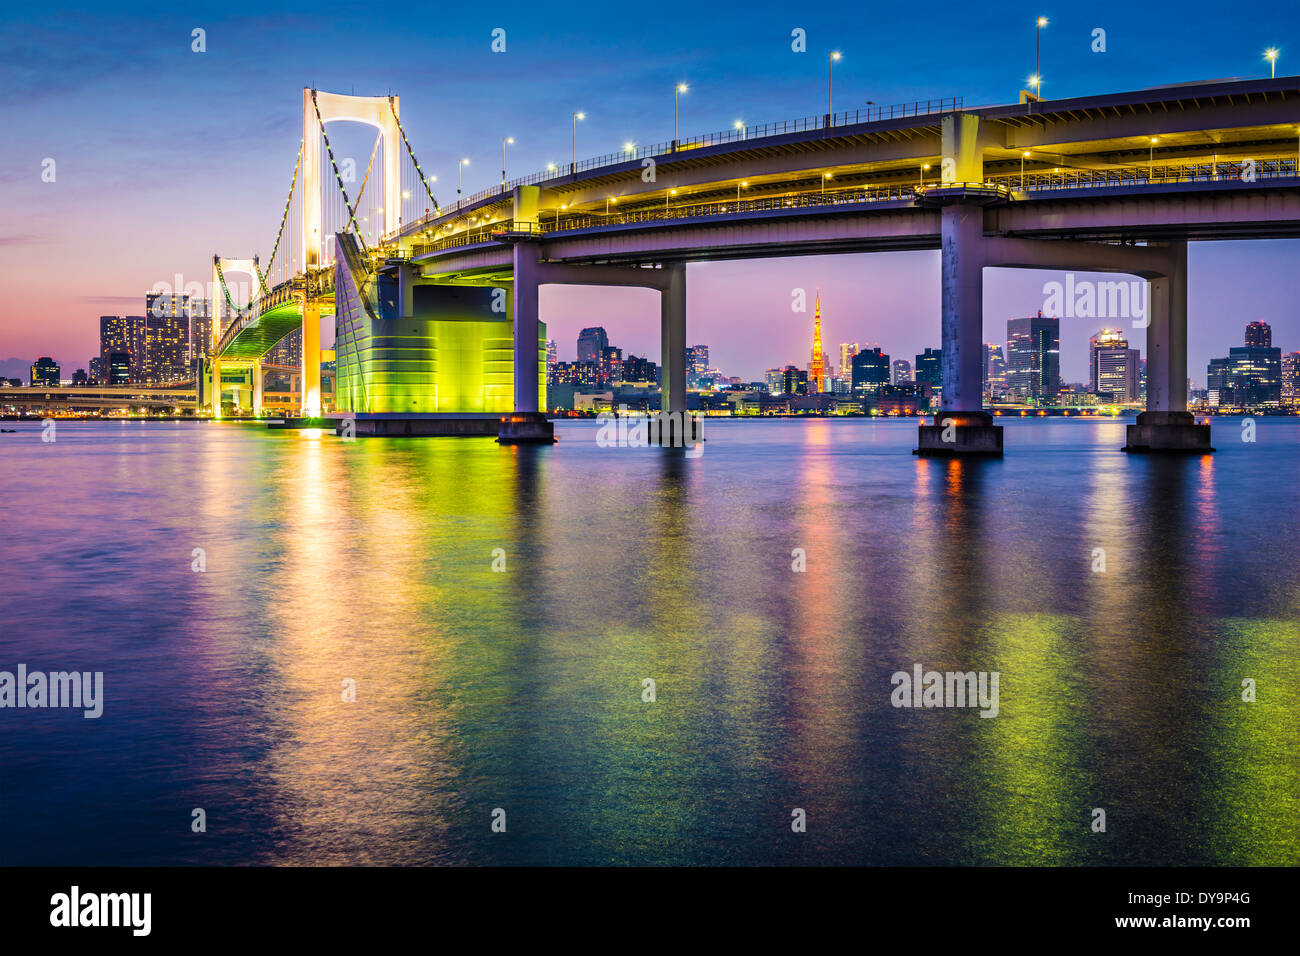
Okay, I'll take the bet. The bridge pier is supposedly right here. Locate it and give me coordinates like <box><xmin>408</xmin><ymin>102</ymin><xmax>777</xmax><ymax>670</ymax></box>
<box><xmin>252</xmin><ymin>359</ymin><xmax>263</xmax><ymax>417</ymax></box>
<box><xmin>916</xmin><ymin>201</ymin><xmax>1003</xmax><ymax>457</ymax></box>
<box><xmin>500</xmin><ymin>240</ymin><xmax>555</xmax><ymax>444</ymax></box>
<box><xmin>1124</xmin><ymin>240</ymin><xmax>1213</xmax><ymax>453</ymax></box>
<box><xmin>301</xmin><ymin>302</ymin><xmax>321</xmax><ymax>418</ymax></box>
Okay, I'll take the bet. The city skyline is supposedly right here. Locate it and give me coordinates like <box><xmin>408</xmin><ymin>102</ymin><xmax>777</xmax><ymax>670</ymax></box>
<box><xmin>3</xmin><ymin>3</ymin><xmax>1297</xmax><ymax>384</ymax></box>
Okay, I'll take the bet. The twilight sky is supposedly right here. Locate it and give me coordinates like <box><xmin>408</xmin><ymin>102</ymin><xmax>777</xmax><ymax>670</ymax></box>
<box><xmin>1</xmin><ymin>0</ymin><xmax>1296</xmax><ymax>385</ymax></box>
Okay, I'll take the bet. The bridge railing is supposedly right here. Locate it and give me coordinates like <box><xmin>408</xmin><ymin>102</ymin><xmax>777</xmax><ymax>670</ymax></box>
<box><xmin>1005</xmin><ymin>159</ymin><xmax>1300</xmax><ymax>192</ymax></box>
<box><xmin>408</xmin><ymin>185</ymin><xmax>921</xmax><ymax>255</ymax></box>
<box><xmin>213</xmin><ymin>270</ymin><xmax>335</xmax><ymax>357</ymax></box>
<box><xmin>394</xmin><ymin>96</ymin><xmax>963</xmax><ymax>236</ymax></box>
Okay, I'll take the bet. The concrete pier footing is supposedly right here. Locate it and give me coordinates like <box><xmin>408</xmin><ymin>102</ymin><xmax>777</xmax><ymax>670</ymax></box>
<box><xmin>915</xmin><ymin>411</ymin><xmax>1004</xmax><ymax>457</ymax></box>
<box><xmin>1122</xmin><ymin>410</ymin><xmax>1214</xmax><ymax>453</ymax></box>
<box><xmin>497</xmin><ymin>412</ymin><xmax>556</xmax><ymax>444</ymax></box>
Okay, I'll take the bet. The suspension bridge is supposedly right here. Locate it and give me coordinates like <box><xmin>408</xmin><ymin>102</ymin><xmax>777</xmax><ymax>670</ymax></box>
<box><xmin>206</xmin><ymin>75</ymin><xmax>1300</xmax><ymax>450</ymax></box>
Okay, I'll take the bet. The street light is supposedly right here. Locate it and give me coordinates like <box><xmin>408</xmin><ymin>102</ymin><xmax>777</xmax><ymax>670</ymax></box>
<box><xmin>737</xmin><ymin>180</ymin><xmax>748</xmax><ymax>201</ymax></box>
<box><xmin>457</xmin><ymin>157</ymin><xmax>469</xmax><ymax>209</ymax></box>
<box><xmin>501</xmin><ymin>136</ymin><xmax>514</xmax><ymax>189</ymax></box>
<box><xmin>734</xmin><ymin>120</ymin><xmax>745</xmax><ymax>141</ymax></box>
<box><xmin>1265</xmin><ymin>48</ymin><xmax>1279</xmax><ymax>78</ymax></box>
<box><xmin>571</xmin><ymin>111</ymin><xmax>585</xmax><ymax>174</ymax></box>
<box><xmin>1021</xmin><ymin>150</ymin><xmax>1030</xmax><ymax>184</ymax></box>
<box><xmin>828</xmin><ymin>51</ymin><xmax>842</xmax><ymax>118</ymax></box>
<box><xmin>1149</xmin><ymin>137</ymin><xmax>1158</xmax><ymax>179</ymax></box>
<box><xmin>822</xmin><ymin>171</ymin><xmax>832</xmax><ymax>195</ymax></box>
<box><xmin>674</xmin><ymin>83</ymin><xmax>688</xmax><ymax>149</ymax></box>
<box><xmin>666</xmin><ymin>187</ymin><xmax>677</xmax><ymax>211</ymax></box>
<box><xmin>1035</xmin><ymin>17</ymin><xmax>1048</xmax><ymax>98</ymax></box>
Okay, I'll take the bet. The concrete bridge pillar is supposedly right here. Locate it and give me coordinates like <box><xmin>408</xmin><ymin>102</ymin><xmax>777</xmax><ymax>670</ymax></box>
<box><xmin>916</xmin><ymin>201</ymin><xmax>1002</xmax><ymax>456</ymax></box>
<box><xmin>499</xmin><ymin>240</ymin><xmax>554</xmax><ymax>444</ymax></box>
<box><xmin>1124</xmin><ymin>239</ymin><xmax>1212</xmax><ymax>452</ymax></box>
<box><xmin>660</xmin><ymin>262</ymin><xmax>687</xmax><ymax>417</ymax></box>
<box><xmin>302</xmin><ymin>302</ymin><xmax>321</xmax><ymax>418</ymax></box>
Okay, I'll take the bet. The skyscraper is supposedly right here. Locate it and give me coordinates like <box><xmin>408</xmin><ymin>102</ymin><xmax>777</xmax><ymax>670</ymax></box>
<box><xmin>851</xmin><ymin>347</ymin><xmax>890</xmax><ymax>399</ymax></box>
<box><xmin>1089</xmin><ymin>329</ymin><xmax>1140</xmax><ymax>402</ymax></box>
<box><xmin>30</xmin><ymin>357</ymin><xmax>59</xmax><ymax>386</ymax></box>
<box><xmin>546</xmin><ymin>339</ymin><xmax>558</xmax><ymax>369</ymax></box>
<box><xmin>809</xmin><ymin>293</ymin><xmax>825</xmax><ymax>394</ymax></box>
<box><xmin>1006</xmin><ymin>313</ymin><xmax>1061</xmax><ymax>404</ymax></box>
<box><xmin>782</xmin><ymin>365</ymin><xmax>809</xmax><ymax>397</ymax></box>
<box><xmin>839</xmin><ymin>343</ymin><xmax>858</xmax><ymax>381</ymax></box>
<box><xmin>892</xmin><ymin>359</ymin><xmax>913</xmax><ymax>385</ymax></box>
<box><xmin>1244</xmin><ymin>321</ymin><xmax>1272</xmax><ymax>347</ymax></box>
<box><xmin>1282</xmin><ymin>352</ymin><xmax>1300</xmax><ymax>407</ymax></box>
<box><xmin>144</xmin><ymin>292</ymin><xmax>190</xmax><ymax>384</ymax></box>
<box><xmin>577</xmin><ymin>327</ymin><xmax>608</xmax><ymax>363</ymax></box>
<box><xmin>914</xmin><ymin>348</ymin><xmax>942</xmax><ymax>394</ymax></box>
<box><xmin>982</xmin><ymin>344</ymin><xmax>1006</xmax><ymax>398</ymax></box>
<box><xmin>766</xmin><ymin>368</ymin><xmax>785</xmax><ymax>395</ymax></box>
<box><xmin>100</xmin><ymin>315</ymin><xmax>145</xmax><ymax>385</ymax></box>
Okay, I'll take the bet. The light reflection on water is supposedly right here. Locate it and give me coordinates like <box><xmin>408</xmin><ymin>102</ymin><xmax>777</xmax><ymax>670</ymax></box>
<box><xmin>0</xmin><ymin>417</ymin><xmax>1296</xmax><ymax>865</ymax></box>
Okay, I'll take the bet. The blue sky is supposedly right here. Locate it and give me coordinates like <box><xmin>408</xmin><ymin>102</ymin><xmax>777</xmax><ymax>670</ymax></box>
<box><xmin>2</xmin><ymin>0</ymin><xmax>1296</xmax><ymax>382</ymax></box>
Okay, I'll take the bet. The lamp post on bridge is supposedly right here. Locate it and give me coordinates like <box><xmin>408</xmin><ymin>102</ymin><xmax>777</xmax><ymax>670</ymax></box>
<box><xmin>1265</xmin><ymin>48</ymin><xmax>1279</xmax><ymax>78</ymax></box>
<box><xmin>457</xmin><ymin>157</ymin><xmax>470</xmax><ymax>209</ymax></box>
<box><xmin>828</xmin><ymin>51</ymin><xmax>841</xmax><ymax>123</ymax></box>
<box><xmin>571</xmin><ymin>111</ymin><xmax>584</xmax><ymax>174</ymax></box>
<box><xmin>1035</xmin><ymin>17</ymin><xmax>1047</xmax><ymax>98</ymax></box>
<box><xmin>501</xmin><ymin>136</ymin><xmax>514</xmax><ymax>192</ymax></box>
<box><xmin>1149</xmin><ymin>138</ymin><xmax>1158</xmax><ymax>181</ymax></box>
<box><xmin>674</xmin><ymin>84</ymin><xmax>688</xmax><ymax>150</ymax></box>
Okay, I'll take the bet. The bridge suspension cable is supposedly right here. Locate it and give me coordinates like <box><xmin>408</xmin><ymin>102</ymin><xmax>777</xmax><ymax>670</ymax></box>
<box><xmin>214</xmin><ymin>257</ymin><xmax>255</xmax><ymax>318</ymax></box>
<box><xmin>312</xmin><ymin>89</ymin><xmax>369</xmax><ymax>257</ymax></box>
<box><xmin>260</xmin><ymin>139</ymin><xmax>304</xmax><ymax>294</ymax></box>
<box><xmin>389</xmin><ymin>95</ymin><xmax>440</xmax><ymax>218</ymax></box>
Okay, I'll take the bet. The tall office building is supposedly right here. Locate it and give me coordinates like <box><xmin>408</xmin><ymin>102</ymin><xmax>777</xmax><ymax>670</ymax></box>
<box><xmin>1089</xmin><ymin>329</ymin><xmax>1140</xmax><ymax>402</ymax></box>
<box><xmin>546</xmin><ymin>339</ymin><xmax>558</xmax><ymax>369</ymax></box>
<box><xmin>809</xmin><ymin>293</ymin><xmax>826</xmax><ymax>394</ymax></box>
<box><xmin>851</xmin><ymin>347</ymin><xmax>890</xmax><ymax>398</ymax></box>
<box><xmin>30</xmin><ymin>357</ymin><xmax>59</xmax><ymax>386</ymax></box>
<box><xmin>100</xmin><ymin>315</ymin><xmax>145</xmax><ymax>385</ymax></box>
<box><xmin>914</xmin><ymin>347</ymin><xmax>942</xmax><ymax>393</ymax></box>
<box><xmin>1282</xmin><ymin>351</ymin><xmax>1300</xmax><ymax>407</ymax></box>
<box><xmin>766</xmin><ymin>368</ymin><xmax>785</xmax><ymax>395</ymax></box>
<box><xmin>1006</xmin><ymin>313</ymin><xmax>1061</xmax><ymax>403</ymax></box>
<box><xmin>88</xmin><ymin>356</ymin><xmax>105</xmax><ymax>384</ymax></box>
<box><xmin>601</xmin><ymin>346</ymin><xmax>623</xmax><ymax>384</ymax></box>
<box><xmin>892</xmin><ymin>359</ymin><xmax>913</xmax><ymax>385</ymax></box>
<box><xmin>1244</xmin><ymin>320</ymin><xmax>1272</xmax><ymax>347</ymax></box>
<box><xmin>621</xmin><ymin>354</ymin><xmax>657</xmax><ymax>384</ymax></box>
<box><xmin>839</xmin><ymin>342</ymin><xmax>858</xmax><ymax>382</ymax></box>
<box><xmin>782</xmin><ymin>365</ymin><xmax>809</xmax><ymax>396</ymax></box>
<box><xmin>982</xmin><ymin>344</ymin><xmax>1006</xmax><ymax>398</ymax></box>
<box><xmin>577</xmin><ymin>327</ymin><xmax>609</xmax><ymax>363</ymax></box>
<box><xmin>144</xmin><ymin>292</ymin><xmax>190</xmax><ymax>384</ymax></box>
<box><xmin>108</xmin><ymin>352</ymin><xmax>131</xmax><ymax>385</ymax></box>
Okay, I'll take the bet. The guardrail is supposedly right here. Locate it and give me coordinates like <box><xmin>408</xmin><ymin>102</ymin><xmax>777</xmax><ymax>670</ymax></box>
<box><xmin>392</xmin><ymin>96</ymin><xmax>963</xmax><ymax>237</ymax></box>
<box><xmin>1001</xmin><ymin>159</ymin><xmax>1300</xmax><ymax>191</ymax></box>
<box><xmin>408</xmin><ymin>186</ymin><xmax>922</xmax><ymax>255</ymax></box>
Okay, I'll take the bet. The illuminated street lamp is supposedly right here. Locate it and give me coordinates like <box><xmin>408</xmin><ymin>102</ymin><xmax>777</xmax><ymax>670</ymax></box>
<box><xmin>457</xmin><ymin>157</ymin><xmax>469</xmax><ymax>209</ymax></box>
<box><xmin>501</xmin><ymin>136</ymin><xmax>514</xmax><ymax>189</ymax></box>
<box><xmin>666</xmin><ymin>187</ymin><xmax>677</xmax><ymax>211</ymax></box>
<box><xmin>737</xmin><ymin>179</ymin><xmax>748</xmax><ymax>201</ymax></box>
<box><xmin>1035</xmin><ymin>17</ymin><xmax>1048</xmax><ymax>98</ymax></box>
<box><xmin>571</xmin><ymin>111</ymin><xmax>585</xmax><ymax>174</ymax></box>
<box><xmin>734</xmin><ymin>120</ymin><xmax>745</xmax><ymax>141</ymax></box>
<box><xmin>1149</xmin><ymin>137</ymin><xmax>1158</xmax><ymax>179</ymax></box>
<box><xmin>674</xmin><ymin>84</ymin><xmax>688</xmax><ymax>149</ymax></box>
<box><xmin>828</xmin><ymin>51</ymin><xmax>842</xmax><ymax>118</ymax></box>
<box><xmin>920</xmin><ymin>163</ymin><xmax>931</xmax><ymax>186</ymax></box>
<box><xmin>1021</xmin><ymin>150</ymin><xmax>1030</xmax><ymax>184</ymax></box>
<box><xmin>1265</xmin><ymin>48</ymin><xmax>1279</xmax><ymax>78</ymax></box>
<box><xmin>822</xmin><ymin>171</ymin><xmax>832</xmax><ymax>195</ymax></box>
